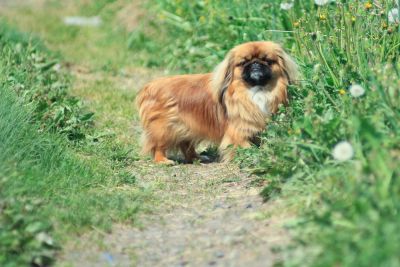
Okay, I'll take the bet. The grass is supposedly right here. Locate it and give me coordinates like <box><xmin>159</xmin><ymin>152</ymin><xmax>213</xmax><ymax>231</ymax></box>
<box><xmin>1</xmin><ymin>0</ymin><xmax>399</xmax><ymax>266</ymax></box>
<box><xmin>2</xmin><ymin>0</ymin><xmax>149</xmax><ymax>72</ymax></box>
<box><xmin>0</xmin><ymin>22</ymin><xmax>146</xmax><ymax>266</ymax></box>
<box><xmin>131</xmin><ymin>0</ymin><xmax>400</xmax><ymax>266</ymax></box>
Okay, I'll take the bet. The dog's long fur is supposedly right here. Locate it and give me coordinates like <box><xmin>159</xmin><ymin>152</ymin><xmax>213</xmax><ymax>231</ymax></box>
<box><xmin>136</xmin><ymin>41</ymin><xmax>298</xmax><ymax>164</ymax></box>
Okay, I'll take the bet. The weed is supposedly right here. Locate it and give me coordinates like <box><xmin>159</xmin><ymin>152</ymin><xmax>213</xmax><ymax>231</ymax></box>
<box><xmin>0</xmin><ymin>23</ymin><xmax>93</xmax><ymax>141</ymax></box>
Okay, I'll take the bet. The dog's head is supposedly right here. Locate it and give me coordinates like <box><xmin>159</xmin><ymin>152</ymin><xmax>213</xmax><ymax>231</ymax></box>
<box><xmin>212</xmin><ymin>41</ymin><xmax>298</xmax><ymax>103</ymax></box>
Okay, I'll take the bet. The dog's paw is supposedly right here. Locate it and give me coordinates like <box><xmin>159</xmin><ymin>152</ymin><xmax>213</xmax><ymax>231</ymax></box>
<box><xmin>198</xmin><ymin>155</ymin><xmax>212</xmax><ymax>163</ymax></box>
<box><xmin>156</xmin><ymin>159</ymin><xmax>176</xmax><ymax>165</ymax></box>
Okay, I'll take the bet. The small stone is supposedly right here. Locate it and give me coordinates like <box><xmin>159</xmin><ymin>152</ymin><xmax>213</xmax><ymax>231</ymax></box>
<box><xmin>208</xmin><ymin>260</ymin><xmax>217</xmax><ymax>266</ymax></box>
<box><xmin>213</xmin><ymin>202</ymin><xmax>223</xmax><ymax>209</ymax></box>
<box><xmin>215</xmin><ymin>251</ymin><xmax>225</xmax><ymax>258</ymax></box>
<box><xmin>178</xmin><ymin>260</ymin><xmax>189</xmax><ymax>266</ymax></box>
<box><xmin>245</xmin><ymin>203</ymin><xmax>253</xmax><ymax>209</ymax></box>
<box><xmin>102</xmin><ymin>252</ymin><xmax>114</xmax><ymax>264</ymax></box>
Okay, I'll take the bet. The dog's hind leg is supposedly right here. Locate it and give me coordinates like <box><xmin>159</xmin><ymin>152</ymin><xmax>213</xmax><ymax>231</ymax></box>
<box><xmin>179</xmin><ymin>141</ymin><xmax>199</xmax><ymax>163</ymax></box>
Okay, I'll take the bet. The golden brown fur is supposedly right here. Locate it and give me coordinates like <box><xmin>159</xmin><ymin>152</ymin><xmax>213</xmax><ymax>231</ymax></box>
<box><xmin>136</xmin><ymin>41</ymin><xmax>298</xmax><ymax>164</ymax></box>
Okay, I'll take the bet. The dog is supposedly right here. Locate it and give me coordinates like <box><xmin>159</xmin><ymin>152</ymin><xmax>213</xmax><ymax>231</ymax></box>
<box><xmin>136</xmin><ymin>41</ymin><xmax>298</xmax><ymax>164</ymax></box>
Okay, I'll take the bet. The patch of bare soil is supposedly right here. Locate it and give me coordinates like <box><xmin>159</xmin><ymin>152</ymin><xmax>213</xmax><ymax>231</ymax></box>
<box><xmin>60</xmin><ymin>162</ymin><xmax>290</xmax><ymax>267</ymax></box>
<box><xmin>66</xmin><ymin>63</ymin><xmax>165</xmax><ymax>92</ymax></box>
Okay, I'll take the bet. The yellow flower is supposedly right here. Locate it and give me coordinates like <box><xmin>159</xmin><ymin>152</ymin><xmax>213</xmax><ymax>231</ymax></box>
<box><xmin>319</xmin><ymin>14</ymin><xmax>327</xmax><ymax>20</ymax></box>
<box><xmin>293</xmin><ymin>21</ymin><xmax>300</xmax><ymax>27</ymax></box>
<box><xmin>382</xmin><ymin>22</ymin><xmax>388</xmax><ymax>29</ymax></box>
<box><xmin>364</xmin><ymin>2</ymin><xmax>373</xmax><ymax>10</ymax></box>
<box><xmin>339</xmin><ymin>89</ymin><xmax>346</xmax><ymax>95</ymax></box>
<box><xmin>158</xmin><ymin>13</ymin><xmax>166</xmax><ymax>21</ymax></box>
<box><xmin>199</xmin><ymin>16</ymin><xmax>206</xmax><ymax>23</ymax></box>
<box><xmin>351</xmin><ymin>16</ymin><xmax>356</xmax><ymax>22</ymax></box>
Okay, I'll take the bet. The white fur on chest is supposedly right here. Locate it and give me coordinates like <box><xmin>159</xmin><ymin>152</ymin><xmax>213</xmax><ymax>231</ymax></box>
<box><xmin>247</xmin><ymin>86</ymin><xmax>273</xmax><ymax>115</ymax></box>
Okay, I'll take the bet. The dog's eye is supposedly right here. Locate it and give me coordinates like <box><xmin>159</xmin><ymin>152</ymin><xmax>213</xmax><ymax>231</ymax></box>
<box><xmin>266</xmin><ymin>59</ymin><xmax>276</xmax><ymax>65</ymax></box>
<box><xmin>236</xmin><ymin>60</ymin><xmax>246</xmax><ymax>67</ymax></box>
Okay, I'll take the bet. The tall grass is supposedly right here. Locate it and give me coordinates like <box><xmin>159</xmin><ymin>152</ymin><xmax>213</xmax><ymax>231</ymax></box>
<box><xmin>133</xmin><ymin>0</ymin><xmax>400</xmax><ymax>265</ymax></box>
<box><xmin>0</xmin><ymin>23</ymin><xmax>143</xmax><ymax>266</ymax></box>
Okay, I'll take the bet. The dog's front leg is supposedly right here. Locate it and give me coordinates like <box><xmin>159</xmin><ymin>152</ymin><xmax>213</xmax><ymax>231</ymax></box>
<box><xmin>219</xmin><ymin>127</ymin><xmax>251</xmax><ymax>162</ymax></box>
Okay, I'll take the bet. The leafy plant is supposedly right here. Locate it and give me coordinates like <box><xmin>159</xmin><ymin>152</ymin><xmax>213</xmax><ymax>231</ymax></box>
<box><xmin>0</xmin><ymin>22</ymin><xmax>94</xmax><ymax>141</ymax></box>
<box><xmin>0</xmin><ymin>197</ymin><xmax>58</xmax><ymax>267</ymax></box>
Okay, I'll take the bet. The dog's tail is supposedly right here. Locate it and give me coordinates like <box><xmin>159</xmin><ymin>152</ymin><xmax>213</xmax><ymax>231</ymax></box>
<box><xmin>136</xmin><ymin>85</ymin><xmax>153</xmax><ymax>156</ymax></box>
<box><xmin>140</xmin><ymin>131</ymin><xmax>154</xmax><ymax>156</ymax></box>
<box><xmin>135</xmin><ymin>85</ymin><xmax>147</xmax><ymax>121</ymax></box>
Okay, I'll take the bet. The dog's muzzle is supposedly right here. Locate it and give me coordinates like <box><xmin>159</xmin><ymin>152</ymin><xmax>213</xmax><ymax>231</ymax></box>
<box><xmin>242</xmin><ymin>62</ymin><xmax>271</xmax><ymax>86</ymax></box>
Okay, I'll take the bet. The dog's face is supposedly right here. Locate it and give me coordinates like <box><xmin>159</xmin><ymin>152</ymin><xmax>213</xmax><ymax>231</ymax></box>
<box><xmin>213</xmin><ymin>41</ymin><xmax>298</xmax><ymax>99</ymax></box>
<box><xmin>234</xmin><ymin>42</ymin><xmax>282</xmax><ymax>87</ymax></box>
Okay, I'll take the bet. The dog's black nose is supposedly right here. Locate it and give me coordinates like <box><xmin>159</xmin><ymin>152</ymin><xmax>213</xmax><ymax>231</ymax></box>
<box><xmin>243</xmin><ymin>62</ymin><xmax>271</xmax><ymax>86</ymax></box>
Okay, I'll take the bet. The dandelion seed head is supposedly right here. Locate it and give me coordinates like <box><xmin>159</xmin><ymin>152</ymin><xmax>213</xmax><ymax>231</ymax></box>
<box><xmin>349</xmin><ymin>84</ymin><xmax>365</xmax><ymax>97</ymax></box>
<box><xmin>314</xmin><ymin>0</ymin><xmax>330</xmax><ymax>6</ymax></box>
<box><xmin>280</xmin><ymin>2</ymin><xmax>294</xmax><ymax>10</ymax></box>
<box><xmin>332</xmin><ymin>141</ymin><xmax>354</xmax><ymax>161</ymax></box>
<box><xmin>388</xmin><ymin>8</ymin><xmax>399</xmax><ymax>24</ymax></box>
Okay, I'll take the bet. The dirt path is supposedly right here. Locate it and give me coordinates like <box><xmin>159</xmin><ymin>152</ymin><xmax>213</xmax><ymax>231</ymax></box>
<box><xmin>57</xmin><ymin>67</ymin><xmax>290</xmax><ymax>267</ymax></box>
<box><xmin>60</xmin><ymin>161</ymin><xmax>289</xmax><ymax>267</ymax></box>
<box><xmin>32</xmin><ymin>44</ymin><xmax>290</xmax><ymax>267</ymax></box>
<box><xmin>59</xmin><ymin>64</ymin><xmax>290</xmax><ymax>267</ymax></box>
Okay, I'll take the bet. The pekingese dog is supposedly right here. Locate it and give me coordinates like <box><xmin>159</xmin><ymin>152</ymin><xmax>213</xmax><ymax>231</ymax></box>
<box><xmin>136</xmin><ymin>41</ymin><xmax>298</xmax><ymax>164</ymax></box>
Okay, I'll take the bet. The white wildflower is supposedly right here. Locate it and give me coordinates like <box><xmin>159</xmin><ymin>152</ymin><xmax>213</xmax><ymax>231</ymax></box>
<box><xmin>313</xmin><ymin>63</ymin><xmax>321</xmax><ymax>73</ymax></box>
<box><xmin>280</xmin><ymin>2</ymin><xmax>294</xmax><ymax>10</ymax></box>
<box><xmin>388</xmin><ymin>8</ymin><xmax>399</xmax><ymax>24</ymax></box>
<box><xmin>349</xmin><ymin>84</ymin><xmax>365</xmax><ymax>98</ymax></box>
<box><xmin>332</xmin><ymin>141</ymin><xmax>354</xmax><ymax>162</ymax></box>
<box><xmin>314</xmin><ymin>0</ymin><xmax>331</xmax><ymax>6</ymax></box>
<box><xmin>36</xmin><ymin>232</ymin><xmax>54</xmax><ymax>246</ymax></box>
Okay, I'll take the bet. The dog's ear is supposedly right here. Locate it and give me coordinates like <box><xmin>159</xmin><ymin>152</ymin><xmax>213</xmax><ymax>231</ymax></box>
<box><xmin>278</xmin><ymin>49</ymin><xmax>299</xmax><ymax>84</ymax></box>
<box><xmin>212</xmin><ymin>51</ymin><xmax>235</xmax><ymax>104</ymax></box>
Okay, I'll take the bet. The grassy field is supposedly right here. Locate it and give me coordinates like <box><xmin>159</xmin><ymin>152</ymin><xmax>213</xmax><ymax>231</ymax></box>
<box><xmin>1</xmin><ymin>0</ymin><xmax>400</xmax><ymax>266</ymax></box>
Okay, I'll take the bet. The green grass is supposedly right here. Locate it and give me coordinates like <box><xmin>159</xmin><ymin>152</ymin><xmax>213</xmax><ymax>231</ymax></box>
<box><xmin>0</xmin><ymin>22</ymin><xmax>146</xmax><ymax>266</ymax></box>
<box><xmin>2</xmin><ymin>0</ymin><xmax>149</xmax><ymax>72</ymax></box>
<box><xmin>2</xmin><ymin>0</ymin><xmax>399</xmax><ymax>266</ymax></box>
<box><xmin>133</xmin><ymin>0</ymin><xmax>400</xmax><ymax>266</ymax></box>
